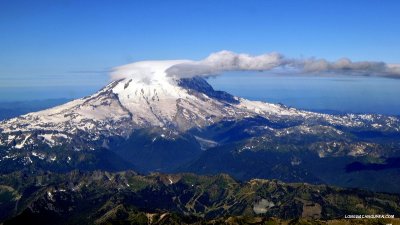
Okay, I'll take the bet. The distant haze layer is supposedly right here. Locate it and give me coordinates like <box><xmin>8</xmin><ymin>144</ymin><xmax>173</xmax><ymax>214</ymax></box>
<box><xmin>208</xmin><ymin>72</ymin><xmax>400</xmax><ymax>116</ymax></box>
<box><xmin>1</xmin><ymin>73</ymin><xmax>399</xmax><ymax>116</ymax></box>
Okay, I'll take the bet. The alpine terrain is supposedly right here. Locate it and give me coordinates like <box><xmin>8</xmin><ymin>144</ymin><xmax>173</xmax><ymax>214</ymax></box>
<box><xmin>1</xmin><ymin>60</ymin><xmax>400</xmax><ymax>224</ymax></box>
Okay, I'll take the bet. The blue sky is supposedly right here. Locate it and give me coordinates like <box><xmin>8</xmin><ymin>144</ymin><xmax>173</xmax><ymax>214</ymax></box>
<box><xmin>1</xmin><ymin>0</ymin><xmax>400</xmax><ymax>95</ymax></box>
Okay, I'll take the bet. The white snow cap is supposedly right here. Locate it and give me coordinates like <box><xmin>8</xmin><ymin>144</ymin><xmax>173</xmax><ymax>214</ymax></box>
<box><xmin>111</xmin><ymin>50</ymin><xmax>400</xmax><ymax>81</ymax></box>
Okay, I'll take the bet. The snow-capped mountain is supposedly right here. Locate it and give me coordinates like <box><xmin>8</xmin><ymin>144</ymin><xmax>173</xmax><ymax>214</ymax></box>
<box><xmin>0</xmin><ymin>60</ymin><xmax>400</xmax><ymax>178</ymax></box>
<box><xmin>1</xmin><ymin>61</ymin><xmax>398</xmax><ymax>149</ymax></box>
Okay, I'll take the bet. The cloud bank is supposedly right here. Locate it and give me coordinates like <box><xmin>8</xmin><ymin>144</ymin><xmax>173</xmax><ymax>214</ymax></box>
<box><xmin>166</xmin><ymin>50</ymin><xmax>400</xmax><ymax>78</ymax></box>
<box><xmin>111</xmin><ymin>50</ymin><xmax>400</xmax><ymax>81</ymax></box>
<box><xmin>166</xmin><ymin>51</ymin><xmax>286</xmax><ymax>78</ymax></box>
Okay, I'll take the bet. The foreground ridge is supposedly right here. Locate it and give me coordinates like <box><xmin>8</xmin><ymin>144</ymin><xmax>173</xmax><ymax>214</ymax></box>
<box><xmin>0</xmin><ymin>170</ymin><xmax>399</xmax><ymax>224</ymax></box>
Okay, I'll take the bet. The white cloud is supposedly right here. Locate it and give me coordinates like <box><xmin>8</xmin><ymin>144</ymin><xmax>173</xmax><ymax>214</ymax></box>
<box><xmin>296</xmin><ymin>57</ymin><xmax>388</xmax><ymax>75</ymax></box>
<box><xmin>165</xmin><ymin>50</ymin><xmax>286</xmax><ymax>78</ymax></box>
<box><xmin>111</xmin><ymin>50</ymin><xmax>400</xmax><ymax>81</ymax></box>
<box><xmin>110</xmin><ymin>60</ymin><xmax>191</xmax><ymax>82</ymax></box>
<box><xmin>166</xmin><ymin>50</ymin><xmax>400</xmax><ymax>78</ymax></box>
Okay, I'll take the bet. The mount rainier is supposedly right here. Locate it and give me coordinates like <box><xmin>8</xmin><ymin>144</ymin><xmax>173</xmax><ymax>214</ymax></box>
<box><xmin>1</xmin><ymin>60</ymin><xmax>400</xmax><ymax>192</ymax></box>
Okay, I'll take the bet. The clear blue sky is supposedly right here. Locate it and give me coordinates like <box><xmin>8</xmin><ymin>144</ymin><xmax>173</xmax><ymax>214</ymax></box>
<box><xmin>1</xmin><ymin>0</ymin><xmax>400</xmax><ymax>90</ymax></box>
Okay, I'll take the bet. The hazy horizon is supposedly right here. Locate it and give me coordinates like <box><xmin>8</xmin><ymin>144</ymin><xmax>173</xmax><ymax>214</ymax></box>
<box><xmin>1</xmin><ymin>73</ymin><xmax>400</xmax><ymax>116</ymax></box>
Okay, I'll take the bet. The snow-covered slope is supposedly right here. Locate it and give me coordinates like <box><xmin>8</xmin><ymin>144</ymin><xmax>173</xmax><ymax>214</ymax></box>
<box><xmin>0</xmin><ymin>60</ymin><xmax>399</xmax><ymax>151</ymax></box>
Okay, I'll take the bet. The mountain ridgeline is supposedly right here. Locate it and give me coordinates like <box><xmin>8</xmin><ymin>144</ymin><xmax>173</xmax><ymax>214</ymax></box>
<box><xmin>0</xmin><ymin>61</ymin><xmax>400</xmax><ymax>223</ymax></box>
<box><xmin>1</xmin><ymin>170</ymin><xmax>400</xmax><ymax>225</ymax></box>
